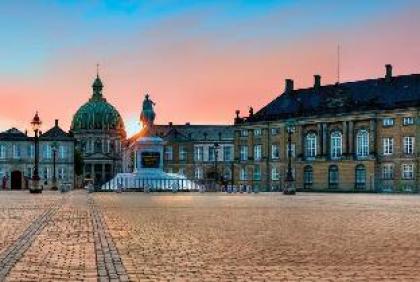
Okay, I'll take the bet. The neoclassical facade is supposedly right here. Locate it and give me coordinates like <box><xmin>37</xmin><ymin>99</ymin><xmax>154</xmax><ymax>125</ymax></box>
<box><xmin>0</xmin><ymin>120</ymin><xmax>75</xmax><ymax>190</ymax></box>
<box><xmin>71</xmin><ymin>75</ymin><xmax>126</xmax><ymax>186</ymax></box>
<box><xmin>234</xmin><ymin>65</ymin><xmax>420</xmax><ymax>192</ymax></box>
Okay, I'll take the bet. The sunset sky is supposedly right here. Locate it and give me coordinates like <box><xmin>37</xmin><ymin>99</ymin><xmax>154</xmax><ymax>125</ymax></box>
<box><xmin>1</xmin><ymin>0</ymin><xmax>420</xmax><ymax>136</ymax></box>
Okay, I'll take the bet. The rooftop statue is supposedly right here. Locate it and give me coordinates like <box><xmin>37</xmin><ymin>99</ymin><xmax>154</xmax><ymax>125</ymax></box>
<box><xmin>140</xmin><ymin>94</ymin><xmax>156</xmax><ymax>127</ymax></box>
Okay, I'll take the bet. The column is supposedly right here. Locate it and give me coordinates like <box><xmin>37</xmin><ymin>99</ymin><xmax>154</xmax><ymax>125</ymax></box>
<box><xmin>369</xmin><ymin>119</ymin><xmax>377</xmax><ymax>156</ymax></box>
<box><xmin>342</xmin><ymin>121</ymin><xmax>348</xmax><ymax>155</ymax></box>
<box><xmin>348</xmin><ymin>121</ymin><xmax>354</xmax><ymax>157</ymax></box>
<box><xmin>322</xmin><ymin>123</ymin><xmax>328</xmax><ymax>156</ymax></box>
<box><xmin>317</xmin><ymin>123</ymin><xmax>323</xmax><ymax>157</ymax></box>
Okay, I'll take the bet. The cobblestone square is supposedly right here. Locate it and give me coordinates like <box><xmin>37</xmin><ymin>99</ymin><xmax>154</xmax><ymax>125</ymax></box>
<box><xmin>1</xmin><ymin>191</ymin><xmax>420</xmax><ymax>281</ymax></box>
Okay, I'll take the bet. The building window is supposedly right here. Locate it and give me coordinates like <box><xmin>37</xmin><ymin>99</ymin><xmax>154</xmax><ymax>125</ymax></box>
<box><xmin>254</xmin><ymin>128</ymin><xmax>262</xmax><ymax>136</ymax></box>
<box><xmin>106</xmin><ymin>140</ymin><xmax>111</xmax><ymax>153</ymax></box>
<box><xmin>27</xmin><ymin>144</ymin><xmax>34</xmax><ymax>159</ymax></box>
<box><xmin>240</xmin><ymin>129</ymin><xmax>248</xmax><ymax>137</ymax></box>
<box><xmin>402</xmin><ymin>164</ymin><xmax>414</xmax><ymax>180</ymax></box>
<box><xmin>95</xmin><ymin>139</ymin><xmax>102</xmax><ymax>153</ymax></box>
<box><xmin>330</xmin><ymin>131</ymin><xmax>342</xmax><ymax>159</ymax></box>
<box><xmin>12</xmin><ymin>144</ymin><xmax>21</xmax><ymax>159</ymax></box>
<box><xmin>194</xmin><ymin>167</ymin><xmax>203</xmax><ymax>179</ymax></box>
<box><xmin>223</xmin><ymin>146</ymin><xmax>233</xmax><ymax>161</ymax></box>
<box><xmin>356</xmin><ymin>130</ymin><xmax>369</xmax><ymax>157</ymax></box>
<box><xmin>0</xmin><ymin>167</ymin><xmax>5</xmax><ymax>178</ymax></box>
<box><xmin>382</xmin><ymin>164</ymin><xmax>394</xmax><ymax>180</ymax></box>
<box><xmin>328</xmin><ymin>165</ymin><xmax>339</xmax><ymax>189</ymax></box>
<box><xmin>254</xmin><ymin>145</ymin><xmax>262</xmax><ymax>161</ymax></box>
<box><xmin>223</xmin><ymin>168</ymin><xmax>232</xmax><ymax>180</ymax></box>
<box><xmin>59</xmin><ymin>145</ymin><xmax>67</xmax><ymax>159</ymax></box>
<box><xmin>240</xmin><ymin>146</ymin><xmax>248</xmax><ymax>161</ymax></box>
<box><xmin>286</xmin><ymin>144</ymin><xmax>296</xmax><ymax>159</ymax></box>
<box><xmin>253</xmin><ymin>165</ymin><xmax>261</xmax><ymax>181</ymax></box>
<box><xmin>271</xmin><ymin>144</ymin><xmax>280</xmax><ymax>159</ymax></box>
<box><xmin>179</xmin><ymin>146</ymin><xmax>187</xmax><ymax>161</ymax></box>
<box><xmin>305</xmin><ymin>133</ymin><xmax>317</xmax><ymax>159</ymax></box>
<box><xmin>208</xmin><ymin>146</ymin><xmax>215</xmax><ymax>162</ymax></box>
<box><xmin>355</xmin><ymin>164</ymin><xmax>366</xmax><ymax>189</ymax></box>
<box><xmin>271</xmin><ymin>167</ymin><xmax>280</xmax><ymax>181</ymax></box>
<box><xmin>43</xmin><ymin>144</ymin><xmax>52</xmax><ymax>159</ymax></box>
<box><xmin>164</xmin><ymin>146</ymin><xmax>173</xmax><ymax>161</ymax></box>
<box><xmin>58</xmin><ymin>167</ymin><xmax>66</xmax><ymax>180</ymax></box>
<box><xmin>0</xmin><ymin>144</ymin><xmax>6</xmax><ymax>159</ymax></box>
<box><xmin>42</xmin><ymin>167</ymin><xmax>50</xmax><ymax>180</ymax></box>
<box><xmin>304</xmin><ymin>166</ymin><xmax>313</xmax><ymax>189</ymax></box>
<box><xmin>383</xmin><ymin>118</ymin><xmax>395</xmax><ymax>127</ymax></box>
<box><xmin>194</xmin><ymin>146</ymin><xmax>204</xmax><ymax>162</ymax></box>
<box><xmin>271</xmin><ymin>128</ymin><xmax>279</xmax><ymax>135</ymax></box>
<box><xmin>403</xmin><ymin>117</ymin><xmax>414</xmax><ymax>126</ymax></box>
<box><xmin>240</xmin><ymin>167</ymin><xmax>248</xmax><ymax>181</ymax></box>
<box><xmin>383</xmin><ymin>138</ymin><xmax>394</xmax><ymax>155</ymax></box>
<box><xmin>178</xmin><ymin>168</ymin><xmax>185</xmax><ymax>176</ymax></box>
<box><xmin>403</xmin><ymin>137</ymin><xmax>415</xmax><ymax>155</ymax></box>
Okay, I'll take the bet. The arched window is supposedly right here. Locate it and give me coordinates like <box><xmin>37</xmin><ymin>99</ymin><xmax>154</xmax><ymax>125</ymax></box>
<box><xmin>355</xmin><ymin>164</ymin><xmax>366</xmax><ymax>189</ymax></box>
<box><xmin>223</xmin><ymin>167</ymin><xmax>232</xmax><ymax>180</ymax></box>
<box><xmin>330</xmin><ymin>131</ymin><xmax>342</xmax><ymax>159</ymax></box>
<box><xmin>356</xmin><ymin>130</ymin><xmax>369</xmax><ymax>157</ymax></box>
<box><xmin>305</xmin><ymin>133</ymin><xmax>317</xmax><ymax>159</ymax></box>
<box><xmin>304</xmin><ymin>166</ymin><xmax>313</xmax><ymax>189</ymax></box>
<box><xmin>328</xmin><ymin>165</ymin><xmax>339</xmax><ymax>189</ymax></box>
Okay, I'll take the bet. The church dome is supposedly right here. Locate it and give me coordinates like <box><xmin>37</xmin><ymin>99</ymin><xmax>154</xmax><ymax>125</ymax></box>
<box><xmin>71</xmin><ymin>75</ymin><xmax>126</xmax><ymax>137</ymax></box>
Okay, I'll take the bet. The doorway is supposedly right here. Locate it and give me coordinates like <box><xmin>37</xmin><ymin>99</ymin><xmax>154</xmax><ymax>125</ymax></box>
<box><xmin>11</xmin><ymin>170</ymin><xmax>22</xmax><ymax>189</ymax></box>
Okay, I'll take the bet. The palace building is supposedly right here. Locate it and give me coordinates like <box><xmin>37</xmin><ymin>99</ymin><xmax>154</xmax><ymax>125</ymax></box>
<box><xmin>0</xmin><ymin>120</ymin><xmax>75</xmax><ymax>190</ymax></box>
<box><xmin>126</xmin><ymin>95</ymin><xmax>234</xmax><ymax>182</ymax></box>
<box><xmin>233</xmin><ymin>65</ymin><xmax>420</xmax><ymax>192</ymax></box>
<box><xmin>71</xmin><ymin>74</ymin><xmax>126</xmax><ymax>186</ymax></box>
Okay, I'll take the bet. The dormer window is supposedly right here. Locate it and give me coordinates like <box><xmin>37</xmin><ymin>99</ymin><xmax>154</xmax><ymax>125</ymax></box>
<box><xmin>383</xmin><ymin>118</ymin><xmax>394</xmax><ymax>127</ymax></box>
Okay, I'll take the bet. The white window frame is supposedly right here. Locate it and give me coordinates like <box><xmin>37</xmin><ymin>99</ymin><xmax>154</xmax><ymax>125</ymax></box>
<box><xmin>402</xmin><ymin>164</ymin><xmax>414</xmax><ymax>180</ymax></box>
<box><xmin>383</xmin><ymin>137</ymin><xmax>394</xmax><ymax>155</ymax></box>
<box><xmin>254</xmin><ymin>128</ymin><xmax>262</xmax><ymax>136</ymax></box>
<box><xmin>383</xmin><ymin>118</ymin><xmax>395</xmax><ymax>127</ymax></box>
<box><xmin>0</xmin><ymin>144</ymin><xmax>6</xmax><ymax>159</ymax></box>
<box><xmin>179</xmin><ymin>145</ymin><xmax>187</xmax><ymax>161</ymax></box>
<box><xmin>271</xmin><ymin>144</ymin><xmax>280</xmax><ymax>160</ymax></box>
<box><xmin>305</xmin><ymin>133</ymin><xmax>317</xmax><ymax>159</ymax></box>
<box><xmin>240</xmin><ymin>167</ymin><xmax>248</xmax><ymax>181</ymax></box>
<box><xmin>254</xmin><ymin>145</ymin><xmax>262</xmax><ymax>161</ymax></box>
<box><xmin>240</xmin><ymin>146</ymin><xmax>248</xmax><ymax>161</ymax></box>
<box><xmin>195</xmin><ymin>167</ymin><xmax>203</xmax><ymax>179</ymax></box>
<box><xmin>403</xmin><ymin>137</ymin><xmax>415</xmax><ymax>155</ymax></box>
<box><xmin>240</xmin><ymin>129</ymin><xmax>248</xmax><ymax>137</ymax></box>
<box><xmin>271</xmin><ymin>167</ymin><xmax>280</xmax><ymax>181</ymax></box>
<box><xmin>223</xmin><ymin>146</ymin><xmax>232</xmax><ymax>162</ymax></box>
<box><xmin>356</xmin><ymin>130</ymin><xmax>369</xmax><ymax>157</ymax></box>
<box><xmin>164</xmin><ymin>146</ymin><xmax>173</xmax><ymax>161</ymax></box>
<box><xmin>194</xmin><ymin>146</ymin><xmax>204</xmax><ymax>162</ymax></box>
<box><xmin>330</xmin><ymin>131</ymin><xmax>342</xmax><ymax>159</ymax></box>
<box><xmin>382</xmin><ymin>163</ymin><xmax>394</xmax><ymax>180</ymax></box>
<box><xmin>403</xmin><ymin>117</ymin><xmax>414</xmax><ymax>126</ymax></box>
<box><xmin>253</xmin><ymin>165</ymin><xmax>261</xmax><ymax>181</ymax></box>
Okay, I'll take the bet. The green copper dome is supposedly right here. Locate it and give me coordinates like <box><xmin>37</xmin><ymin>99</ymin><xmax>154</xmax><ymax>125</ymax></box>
<box><xmin>71</xmin><ymin>75</ymin><xmax>126</xmax><ymax>136</ymax></box>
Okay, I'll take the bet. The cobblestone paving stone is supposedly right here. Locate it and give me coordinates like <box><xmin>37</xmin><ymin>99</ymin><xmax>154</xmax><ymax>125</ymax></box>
<box><xmin>94</xmin><ymin>193</ymin><xmax>420</xmax><ymax>281</ymax></box>
<box><xmin>0</xmin><ymin>192</ymin><xmax>58</xmax><ymax>255</ymax></box>
<box><xmin>89</xmin><ymin>196</ymin><xmax>129</xmax><ymax>282</ymax></box>
<box><xmin>0</xmin><ymin>192</ymin><xmax>62</xmax><ymax>280</ymax></box>
<box><xmin>6</xmin><ymin>191</ymin><xmax>97</xmax><ymax>282</ymax></box>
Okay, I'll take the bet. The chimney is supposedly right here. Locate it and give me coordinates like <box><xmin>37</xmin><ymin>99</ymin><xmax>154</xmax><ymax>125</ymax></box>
<box><xmin>385</xmin><ymin>64</ymin><xmax>392</xmax><ymax>81</ymax></box>
<box><xmin>285</xmin><ymin>79</ymin><xmax>294</xmax><ymax>93</ymax></box>
<box><xmin>55</xmin><ymin>119</ymin><xmax>59</xmax><ymax>127</ymax></box>
<box><xmin>168</xmin><ymin>122</ymin><xmax>173</xmax><ymax>127</ymax></box>
<box><xmin>185</xmin><ymin>122</ymin><xmax>190</xmax><ymax>126</ymax></box>
<box><xmin>314</xmin><ymin>75</ymin><xmax>321</xmax><ymax>88</ymax></box>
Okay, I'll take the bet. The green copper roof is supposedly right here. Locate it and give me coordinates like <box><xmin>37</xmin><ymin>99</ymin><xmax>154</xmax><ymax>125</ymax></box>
<box><xmin>71</xmin><ymin>76</ymin><xmax>126</xmax><ymax>136</ymax></box>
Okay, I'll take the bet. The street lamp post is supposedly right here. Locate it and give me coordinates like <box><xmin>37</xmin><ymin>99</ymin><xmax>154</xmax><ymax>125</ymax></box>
<box><xmin>30</xmin><ymin>112</ymin><xmax>42</xmax><ymax>194</ymax></box>
<box><xmin>51</xmin><ymin>141</ymin><xmax>59</xmax><ymax>190</ymax></box>
<box><xmin>284</xmin><ymin>120</ymin><xmax>296</xmax><ymax>195</ymax></box>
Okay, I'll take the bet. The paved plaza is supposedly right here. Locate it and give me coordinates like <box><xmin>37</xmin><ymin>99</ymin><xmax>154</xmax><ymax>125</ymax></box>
<box><xmin>0</xmin><ymin>191</ymin><xmax>420</xmax><ymax>281</ymax></box>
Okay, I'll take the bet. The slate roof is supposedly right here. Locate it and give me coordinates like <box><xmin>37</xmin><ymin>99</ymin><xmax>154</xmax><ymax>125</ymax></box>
<box><xmin>40</xmin><ymin>122</ymin><xmax>74</xmax><ymax>141</ymax></box>
<box><xmin>129</xmin><ymin>124</ymin><xmax>234</xmax><ymax>144</ymax></box>
<box><xmin>245</xmin><ymin>73</ymin><xmax>420</xmax><ymax>123</ymax></box>
<box><xmin>0</xmin><ymin>128</ymin><xmax>31</xmax><ymax>141</ymax></box>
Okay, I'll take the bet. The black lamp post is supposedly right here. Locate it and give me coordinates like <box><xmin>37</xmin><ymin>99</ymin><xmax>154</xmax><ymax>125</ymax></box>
<box><xmin>284</xmin><ymin>120</ymin><xmax>296</xmax><ymax>195</ymax></box>
<box><xmin>30</xmin><ymin>112</ymin><xmax>42</xmax><ymax>193</ymax></box>
<box><xmin>51</xmin><ymin>141</ymin><xmax>58</xmax><ymax>190</ymax></box>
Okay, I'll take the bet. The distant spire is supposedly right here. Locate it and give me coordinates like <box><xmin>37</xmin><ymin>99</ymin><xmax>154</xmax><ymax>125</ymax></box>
<box><xmin>92</xmin><ymin>65</ymin><xmax>104</xmax><ymax>100</ymax></box>
<box><xmin>96</xmin><ymin>63</ymin><xmax>100</xmax><ymax>78</ymax></box>
<box><xmin>337</xmin><ymin>44</ymin><xmax>341</xmax><ymax>83</ymax></box>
